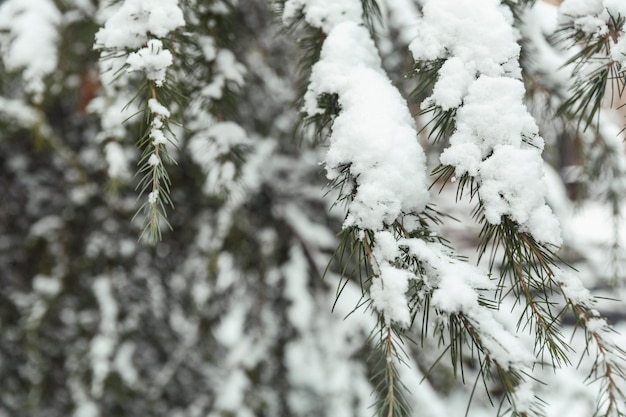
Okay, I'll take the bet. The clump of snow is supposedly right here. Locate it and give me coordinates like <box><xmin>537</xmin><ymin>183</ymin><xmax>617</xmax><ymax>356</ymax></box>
<box><xmin>520</xmin><ymin>2</ymin><xmax>572</xmax><ymax>99</ymax></box>
<box><xmin>104</xmin><ymin>141</ymin><xmax>132</xmax><ymax>181</ymax></box>
<box><xmin>401</xmin><ymin>237</ymin><xmax>534</xmax><ymax>367</ymax></box>
<box><xmin>558</xmin><ymin>0</ymin><xmax>626</xmax><ymax>36</ymax></box>
<box><xmin>148</xmin><ymin>154</ymin><xmax>160</xmax><ymax>166</ymax></box>
<box><xmin>286</xmin><ymin>0</ymin><xmax>430</xmax><ymax>326</ymax></box>
<box><xmin>148</xmin><ymin>190</ymin><xmax>159</xmax><ymax>205</ymax></box>
<box><xmin>512</xmin><ymin>381</ymin><xmax>536</xmax><ymax>414</ymax></box>
<box><xmin>586</xmin><ymin>317</ymin><xmax>609</xmax><ymax>333</ymax></box>
<box><xmin>412</xmin><ymin>0</ymin><xmax>562</xmax><ymax>246</ymax></box>
<box><xmin>33</xmin><ymin>274</ymin><xmax>62</xmax><ymax>297</ymax></box>
<box><xmin>113</xmin><ymin>342</ymin><xmax>138</xmax><ymax>385</ymax></box>
<box><xmin>148</xmin><ymin>98</ymin><xmax>171</xmax><ymax>117</ymax></box>
<box><xmin>282</xmin><ymin>246</ymin><xmax>315</xmax><ymax>332</ymax></box>
<box><xmin>558</xmin><ymin>272</ymin><xmax>594</xmax><ymax>306</ymax></box>
<box><xmin>370</xmin><ymin>264</ymin><xmax>413</xmax><ymax>326</ymax></box>
<box><xmin>410</xmin><ymin>0</ymin><xmax>521</xmax><ymax>80</ymax></box>
<box><xmin>90</xmin><ymin>276</ymin><xmax>119</xmax><ymax>397</ymax></box>
<box><xmin>282</xmin><ymin>0</ymin><xmax>363</xmax><ymax>33</ymax></box>
<box><xmin>126</xmin><ymin>39</ymin><xmax>173</xmax><ymax>86</ymax></box>
<box><xmin>305</xmin><ymin>21</ymin><xmax>429</xmax><ymax>231</ymax></box>
<box><xmin>0</xmin><ymin>0</ymin><xmax>61</xmax><ymax>102</ymax></box>
<box><xmin>0</xmin><ymin>97</ymin><xmax>38</xmax><ymax>127</ymax></box>
<box><xmin>429</xmin><ymin>57</ymin><xmax>474</xmax><ymax>111</ymax></box>
<box><xmin>94</xmin><ymin>0</ymin><xmax>184</xmax><ymax>50</ymax></box>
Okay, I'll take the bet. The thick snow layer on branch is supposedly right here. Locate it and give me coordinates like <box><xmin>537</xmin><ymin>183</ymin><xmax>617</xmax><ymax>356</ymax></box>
<box><xmin>305</xmin><ymin>21</ymin><xmax>429</xmax><ymax>231</ymax></box>
<box><xmin>410</xmin><ymin>0</ymin><xmax>521</xmax><ymax>81</ymax></box>
<box><xmin>0</xmin><ymin>0</ymin><xmax>61</xmax><ymax>102</ymax></box>
<box><xmin>568</xmin><ymin>0</ymin><xmax>626</xmax><ymax>67</ymax></box>
<box><xmin>126</xmin><ymin>40</ymin><xmax>173</xmax><ymax>86</ymax></box>
<box><xmin>559</xmin><ymin>0</ymin><xmax>626</xmax><ymax>35</ymax></box>
<box><xmin>286</xmin><ymin>0</ymin><xmax>430</xmax><ymax>326</ymax></box>
<box><xmin>412</xmin><ymin>0</ymin><xmax>561</xmax><ymax>246</ymax></box>
<box><xmin>94</xmin><ymin>0</ymin><xmax>184</xmax><ymax>50</ymax></box>
<box><xmin>282</xmin><ymin>0</ymin><xmax>362</xmax><ymax>33</ymax></box>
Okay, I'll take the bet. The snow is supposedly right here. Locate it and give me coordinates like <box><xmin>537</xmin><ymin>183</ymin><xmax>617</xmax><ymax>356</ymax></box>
<box><xmin>0</xmin><ymin>0</ymin><xmax>61</xmax><ymax>102</ymax></box>
<box><xmin>282</xmin><ymin>204</ymin><xmax>337</xmax><ymax>250</ymax></box>
<box><xmin>429</xmin><ymin>57</ymin><xmax>474</xmax><ymax>111</ymax></box>
<box><xmin>94</xmin><ymin>0</ymin><xmax>185</xmax><ymax>50</ymax></box>
<box><xmin>113</xmin><ymin>342</ymin><xmax>138</xmax><ymax>385</ymax></box>
<box><xmin>605</xmin><ymin>0</ymin><xmax>626</xmax><ymax>18</ymax></box>
<box><xmin>558</xmin><ymin>0</ymin><xmax>626</xmax><ymax>36</ymax></box>
<box><xmin>0</xmin><ymin>97</ymin><xmax>38</xmax><ymax>127</ymax></box>
<box><xmin>520</xmin><ymin>2</ymin><xmax>571</xmax><ymax>97</ymax></box>
<box><xmin>289</xmin><ymin>0</ymin><xmax>433</xmax><ymax>326</ymax></box>
<box><xmin>612</xmin><ymin>38</ymin><xmax>626</xmax><ymax>68</ymax></box>
<box><xmin>282</xmin><ymin>246</ymin><xmax>315</xmax><ymax>332</ymax></box>
<box><xmin>150</xmin><ymin>126</ymin><xmax>168</xmax><ymax>146</ymax></box>
<box><xmin>512</xmin><ymin>381</ymin><xmax>535</xmax><ymax>414</ymax></box>
<box><xmin>558</xmin><ymin>272</ymin><xmax>593</xmax><ymax>306</ymax></box>
<box><xmin>148</xmin><ymin>190</ymin><xmax>159</xmax><ymax>204</ymax></box>
<box><xmin>410</xmin><ymin>0</ymin><xmax>521</xmax><ymax>79</ymax></box>
<box><xmin>198</xmin><ymin>36</ymin><xmax>217</xmax><ymax>61</ymax></box>
<box><xmin>586</xmin><ymin>317</ymin><xmax>608</xmax><ymax>333</ymax></box>
<box><xmin>381</xmin><ymin>0</ymin><xmax>421</xmax><ymax>45</ymax></box>
<box><xmin>148</xmin><ymin>154</ymin><xmax>160</xmax><ymax>166</ymax></box>
<box><xmin>73</xmin><ymin>402</ymin><xmax>99</xmax><ymax>417</ymax></box>
<box><xmin>201</xmin><ymin>49</ymin><xmax>246</xmax><ymax>99</ymax></box>
<box><xmin>188</xmin><ymin>121</ymin><xmax>250</xmax><ymax>196</ymax></box>
<box><xmin>93</xmin><ymin>276</ymin><xmax>118</xmax><ymax>335</ymax></box>
<box><xmin>282</xmin><ymin>0</ymin><xmax>362</xmax><ymax>33</ymax></box>
<box><xmin>305</xmin><ymin>21</ymin><xmax>429</xmax><ymax>231</ymax></box>
<box><xmin>90</xmin><ymin>276</ymin><xmax>119</xmax><ymax>397</ymax></box>
<box><xmin>33</xmin><ymin>274</ymin><xmax>62</xmax><ymax>297</ymax></box>
<box><xmin>126</xmin><ymin>39</ymin><xmax>173</xmax><ymax>86</ymax></box>
<box><xmin>369</xmin><ymin>264</ymin><xmax>413</xmax><ymax>326</ymax></box>
<box><xmin>148</xmin><ymin>98</ymin><xmax>171</xmax><ymax>117</ymax></box>
<box><xmin>439</xmin><ymin>76</ymin><xmax>561</xmax><ymax>245</ymax></box>
<box><xmin>412</xmin><ymin>0</ymin><xmax>562</xmax><ymax>246</ymax></box>
<box><xmin>104</xmin><ymin>141</ymin><xmax>132</xmax><ymax>181</ymax></box>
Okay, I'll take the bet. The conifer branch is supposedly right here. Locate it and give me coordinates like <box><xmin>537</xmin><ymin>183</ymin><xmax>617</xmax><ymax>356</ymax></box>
<box><xmin>555</xmin><ymin>6</ymin><xmax>626</xmax><ymax>131</ymax></box>
<box><xmin>94</xmin><ymin>2</ymin><xmax>185</xmax><ymax>242</ymax></box>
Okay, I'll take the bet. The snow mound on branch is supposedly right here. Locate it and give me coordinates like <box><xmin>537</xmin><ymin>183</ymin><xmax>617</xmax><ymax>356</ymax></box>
<box><xmin>94</xmin><ymin>0</ymin><xmax>185</xmax><ymax>50</ymax></box>
<box><xmin>282</xmin><ymin>0</ymin><xmax>362</xmax><ymax>33</ymax></box>
<box><xmin>410</xmin><ymin>0</ymin><xmax>521</xmax><ymax>81</ymax></box>
<box><xmin>0</xmin><ymin>0</ymin><xmax>61</xmax><ymax>102</ymax></box>
<box><xmin>411</xmin><ymin>0</ymin><xmax>562</xmax><ymax>246</ymax></box>
<box><xmin>305</xmin><ymin>21</ymin><xmax>429</xmax><ymax>231</ymax></box>
<box><xmin>559</xmin><ymin>0</ymin><xmax>626</xmax><ymax>36</ymax></box>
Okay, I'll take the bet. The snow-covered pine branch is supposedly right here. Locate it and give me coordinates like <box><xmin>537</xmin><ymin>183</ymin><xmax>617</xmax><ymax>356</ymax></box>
<box><xmin>94</xmin><ymin>0</ymin><xmax>185</xmax><ymax>242</ymax></box>
<box><xmin>412</xmin><ymin>0</ymin><xmax>561</xmax><ymax>247</ymax></box>
<box><xmin>283</xmin><ymin>0</ymin><xmax>544</xmax><ymax>414</ymax></box>
<box><xmin>413</xmin><ymin>1</ymin><xmax>626</xmax><ymax>415</ymax></box>
<box><xmin>555</xmin><ymin>0</ymin><xmax>626</xmax><ymax>130</ymax></box>
<box><xmin>4</xmin><ymin>1</ymin><xmax>626</xmax><ymax>417</ymax></box>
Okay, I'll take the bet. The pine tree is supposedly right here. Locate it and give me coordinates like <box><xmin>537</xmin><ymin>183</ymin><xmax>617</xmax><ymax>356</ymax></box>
<box><xmin>1</xmin><ymin>1</ymin><xmax>626</xmax><ymax>417</ymax></box>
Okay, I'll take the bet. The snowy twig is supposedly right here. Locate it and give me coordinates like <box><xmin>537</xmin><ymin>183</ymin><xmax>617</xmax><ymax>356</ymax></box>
<box><xmin>94</xmin><ymin>0</ymin><xmax>185</xmax><ymax>242</ymax></box>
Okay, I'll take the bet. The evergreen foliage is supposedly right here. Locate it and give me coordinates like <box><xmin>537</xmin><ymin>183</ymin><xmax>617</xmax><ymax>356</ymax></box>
<box><xmin>1</xmin><ymin>1</ymin><xmax>626</xmax><ymax>417</ymax></box>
